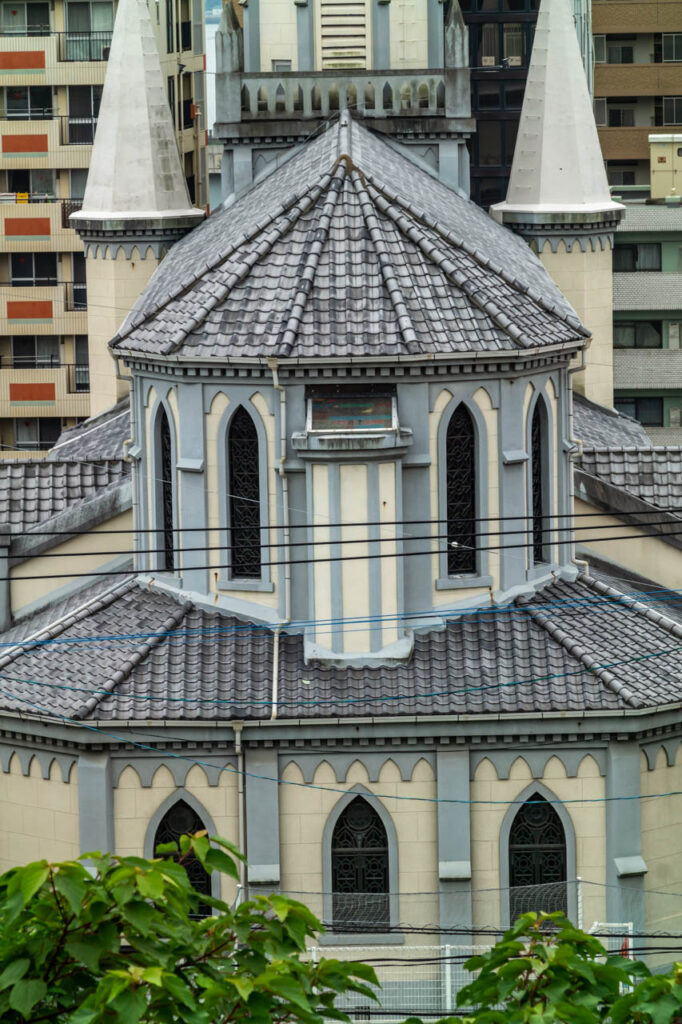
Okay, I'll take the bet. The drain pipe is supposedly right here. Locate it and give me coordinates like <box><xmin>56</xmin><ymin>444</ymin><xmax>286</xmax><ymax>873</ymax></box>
<box><xmin>233</xmin><ymin>721</ymin><xmax>246</xmax><ymax>888</ymax></box>
<box><xmin>267</xmin><ymin>358</ymin><xmax>291</xmax><ymax>721</ymax></box>
<box><xmin>568</xmin><ymin>350</ymin><xmax>589</xmax><ymax>575</ymax></box>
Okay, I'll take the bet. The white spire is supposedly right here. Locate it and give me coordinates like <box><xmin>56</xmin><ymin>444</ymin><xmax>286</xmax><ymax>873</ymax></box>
<box><xmin>74</xmin><ymin>0</ymin><xmax>202</xmax><ymax>221</ymax></box>
<box><xmin>493</xmin><ymin>0</ymin><xmax>622</xmax><ymax>215</ymax></box>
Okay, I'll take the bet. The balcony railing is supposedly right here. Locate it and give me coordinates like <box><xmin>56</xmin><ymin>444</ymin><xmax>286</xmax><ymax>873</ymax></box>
<box><xmin>64</xmin><ymin>282</ymin><xmax>87</xmax><ymax>311</ymax></box>
<box><xmin>0</xmin><ymin>281</ymin><xmax>88</xmax><ymax>313</ymax></box>
<box><xmin>0</xmin><ymin>25</ymin><xmax>50</xmax><ymax>37</ymax></box>
<box><xmin>58</xmin><ymin>115</ymin><xmax>98</xmax><ymax>145</ymax></box>
<box><xmin>56</xmin><ymin>30</ymin><xmax>112</xmax><ymax>61</ymax></box>
<box><xmin>1</xmin><ymin>108</ymin><xmax>54</xmax><ymax>121</ymax></box>
<box><xmin>0</xmin><ymin>361</ymin><xmax>90</xmax><ymax>400</ymax></box>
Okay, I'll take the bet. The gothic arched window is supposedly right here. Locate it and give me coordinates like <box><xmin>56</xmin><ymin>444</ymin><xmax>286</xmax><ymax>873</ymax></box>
<box><xmin>228</xmin><ymin>407</ymin><xmax>261</xmax><ymax>578</ymax></box>
<box><xmin>509</xmin><ymin>793</ymin><xmax>567</xmax><ymax>922</ymax></box>
<box><xmin>154</xmin><ymin>799</ymin><xmax>212</xmax><ymax>915</ymax></box>
<box><xmin>158</xmin><ymin>407</ymin><xmax>174</xmax><ymax>572</ymax></box>
<box><xmin>531</xmin><ymin>402</ymin><xmax>548</xmax><ymax>564</ymax></box>
<box><xmin>332</xmin><ymin>797</ymin><xmax>389</xmax><ymax>931</ymax></box>
<box><xmin>446</xmin><ymin>404</ymin><xmax>476</xmax><ymax>575</ymax></box>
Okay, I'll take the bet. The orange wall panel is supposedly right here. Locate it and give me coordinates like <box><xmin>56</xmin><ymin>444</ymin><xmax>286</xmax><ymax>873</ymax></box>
<box><xmin>6</xmin><ymin>300</ymin><xmax>53</xmax><ymax>320</ymax></box>
<box><xmin>4</xmin><ymin>217</ymin><xmax>51</xmax><ymax>237</ymax></box>
<box><xmin>0</xmin><ymin>51</ymin><xmax>45</xmax><ymax>71</ymax></box>
<box><xmin>9</xmin><ymin>382</ymin><xmax>56</xmax><ymax>402</ymax></box>
<box><xmin>2</xmin><ymin>134</ymin><xmax>48</xmax><ymax>154</ymax></box>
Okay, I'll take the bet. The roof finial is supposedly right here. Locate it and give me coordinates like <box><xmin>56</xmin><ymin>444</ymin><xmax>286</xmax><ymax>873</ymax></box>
<box><xmin>72</xmin><ymin>0</ymin><xmax>203</xmax><ymax>222</ymax></box>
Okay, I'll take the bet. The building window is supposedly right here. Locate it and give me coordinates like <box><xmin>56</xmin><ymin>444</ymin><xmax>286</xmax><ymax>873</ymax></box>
<box><xmin>607</xmin><ymin>103</ymin><xmax>635</xmax><ymax>127</ymax></box>
<box><xmin>613</xmin><ymin>321</ymin><xmax>662</xmax><ymax>348</ymax></box>
<box><xmin>63</xmin><ymin>1</ymin><xmax>113</xmax><ymax>59</ymax></box>
<box><xmin>503</xmin><ymin>23</ymin><xmax>524</xmax><ymax>64</ymax></box>
<box><xmin>0</xmin><ymin>1</ymin><xmax>50</xmax><ymax>34</ymax></box>
<box><xmin>663</xmin><ymin>96</ymin><xmax>682</xmax><ymax>124</ymax></box>
<box><xmin>593</xmin><ymin>97</ymin><xmax>606</xmax><ymax>125</ymax></box>
<box><xmin>153</xmin><ymin>800</ymin><xmax>212</xmax><ymax>915</ymax></box>
<box><xmin>509</xmin><ymin>794</ymin><xmax>567</xmax><ymax>923</ymax></box>
<box><xmin>11</xmin><ymin>335</ymin><xmax>59</xmax><ymax>368</ymax></box>
<box><xmin>3</xmin><ymin>85</ymin><xmax>53</xmax><ymax>119</ymax></box>
<box><xmin>228</xmin><ymin>407</ymin><xmax>261</xmax><ymax>579</ymax></box>
<box><xmin>614</xmin><ymin>396</ymin><xmax>664</xmax><ymax>426</ymax></box>
<box><xmin>158</xmin><ymin>407</ymin><xmax>175</xmax><ymax>572</ymax></box>
<box><xmin>10</xmin><ymin>252</ymin><xmax>57</xmax><ymax>286</ymax></box>
<box><xmin>613</xmin><ymin>243</ymin><xmax>661</xmax><ymax>272</ymax></box>
<box><xmin>67</xmin><ymin>84</ymin><xmax>102</xmax><ymax>143</ymax></box>
<box><xmin>332</xmin><ymin>797</ymin><xmax>389</xmax><ymax>932</ymax></box>
<box><xmin>446</xmin><ymin>405</ymin><xmax>476</xmax><ymax>576</ymax></box>
<box><xmin>593</xmin><ymin>34</ymin><xmax>605</xmax><ymax>62</ymax></box>
<box><xmin>663</xmin><ymin>34</ymin><xmax>682</xmax><ymax>62</ymax></box>
<box><xmin>13</xmin><ymin>417</ymin><xmax>61</xmax><ymax>452</ymax></box>
<box><xmin>272</xmin><ymin>59</ymin><xmax>292</xmax><ymax>71</ymax></box>
<box><xmin>531</xmin><ymin>403</ymin><xmax>547</xmax><ymax>565</ymax></box>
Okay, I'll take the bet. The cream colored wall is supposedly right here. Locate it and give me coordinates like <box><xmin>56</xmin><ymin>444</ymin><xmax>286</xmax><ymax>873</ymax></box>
<box><xmin>10</xmin><ymin>509</ymin><xmax>133</xmax><ymax>616</ymax></box>
<box><xmin>538</xmin><ymin>242</ymin><xmax>613</xmax><ymax>409</ymax></box>
<box><xmin>379</xmin><ymin>461</ymin><xmax>399</xmax><ymax>648</ymax></box>
<box><xmin>470</xmin><ymin>754</ymin><xmax>606</xmax><ymax>932</ymax></box>
<box><xmin>340</xmin><ymin>464</ymin><xmax>370</xmax><ymax>655</ymax></box>
<box><xmin>641</xmin><ymin>747</ymin><xmax>682</xmax><ymax>934</ymax></box>
<box><xmin>114</xmin><ymin>764</ymin><xmax>240</xmax><ymax>902</ymax></box>
<box><xmin>86</xmin><ymin>247</ymin><xmax>160</xmax><ymax>416</ymax></box>
<box><xmin>574</xmin><ymin>497</ymin><xmax>682</xmax><ymax>591</ymax></box>
<box><xmin>311</xmin><ymin>463</ymin><xmax>332</xmax><ymax>646</ymax></box>
<box><xmin>0</xmin><ymin>756</ymin><xmax>79</xmax><ymax>871</ymax></box>
<box><xmin>389</xmin><ymin>0</ymin><xmax>428</xmax><ymax>67</ymax></box>
<box><xmin>279</xmin><ymin>757</ymin><xmax>439</xmax><ymax>937</ymax></box>
<box><xmin>260</xmin><ymin>0</ymin><xmax>299</xmax><ymax>69</ymax></box>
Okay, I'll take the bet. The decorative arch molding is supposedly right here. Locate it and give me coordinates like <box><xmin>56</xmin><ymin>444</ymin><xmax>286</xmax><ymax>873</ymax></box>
<box><xmin>202</xmin><ymin>383</ymin><xmax>276</xmax><ymax>417</ymax></box>
<box><xmin>498</xmin><ymin>780</ymin><xmax>578</xmax><ymax>927</ymax></box>
<box><xmin>321</xmin><ymin>783</ymin><xmax>400</xmax><ymax>935</ymax></box>
<box><xmin>428</xmin><ymin>380</ymin><xmax>501</xmax><ymax>415</ymax></box>
<box><xmin>143</xmin><ymin>788</ymin><xmax>221</xmax><ymax>900</ymax></box>
<box><xmin>0</xmin><ymin>744</ymin><xmax>75</xmax><ymax>782</ymax></box>
<box><xmin>642</xmin><ymin>739</ymin><xmax>682</xmax><ymax>771</ymax></box>
<box><xmin>216</xmin><ymin>397</ymin><xmax>272</xmax><ymax>591</ymax></box>
<box><xmin>148</xmin><ymin>394</ymin><xmax>179</xmax><ymax>575</ymax></box>
<box><xmin>436</xmin><ymin>391</ymin><xmax>492</xmax><ymax>587</ymax></box>
<box><xmin>278</xmin><ymin>751</ymin><xmax>435</xmax><ymax>785</ymax></box>
<box><xmin>111</xmin><ymin>756</ymin><xmax>235</xmax><ymax>789</ymax></box>
<box><xmin>525</xmin><ymin>383</ymin><xmax>556</xmax><ymax>575</ymax></box>
<box><xmin>470</xmin><ymin>749</ymin><xmax>606</xmax><ymax>781</ymax></box>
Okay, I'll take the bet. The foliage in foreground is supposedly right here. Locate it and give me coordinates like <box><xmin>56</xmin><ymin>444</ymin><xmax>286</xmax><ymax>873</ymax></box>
<box><xmin>439</xmin><ymin>912</ymin><xmax>682</xmax><ymax>1024</ymax></box>
<box><xmin>0</xmin><ymin>833</ymin><xmax>377</xmax><ymax>1024</ymax></box>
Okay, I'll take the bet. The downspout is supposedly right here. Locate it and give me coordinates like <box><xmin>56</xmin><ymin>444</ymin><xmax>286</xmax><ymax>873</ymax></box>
<box><xmin>267</xmin><ymin>357</ymin><xmax>291</xmax><ymax>721</ymax></box>
<box><xmin>233</xmin><ymin>720</ymin><xmax>246</xmax><ymax>890</ymax></box>
<box><xmin>568</xmin><ymin>348</ymin><xmax>588</xmax><ymax>574</ymax></box>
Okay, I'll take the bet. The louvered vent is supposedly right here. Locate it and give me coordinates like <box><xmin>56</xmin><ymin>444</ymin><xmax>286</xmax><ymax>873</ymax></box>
<box><xmin>320</xmin><ymin>0</ymin><xmax>367</xmax><ymax>68</ymax></box>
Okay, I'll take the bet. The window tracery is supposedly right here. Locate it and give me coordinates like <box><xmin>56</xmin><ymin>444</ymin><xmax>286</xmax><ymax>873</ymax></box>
<box><xmin>331</xmin><ymin>797</ymin><xmax>389</xmax><ymax>931</ymax></box>
<box><xmin>531</xmin><ymin>402</ymin><xmax>547</xmax><ymax>564</ymax></box>
<box><xmin>446</xmin><ymin>404</ymin><xmax>477</xmax><ymax>575</ymax></box>
<box><xmin>228</xmin><ymin>407</ymin><xmax>261</xmax><ymax>578</ymax></box>
<box><xmin>158</xmin><ymin>406</ymin><xmax>174</xmax><ymax>572</ymax></box>
<box><xmin>509</xmin><ymin>793</ymin><xmax>567</xmax><ymax>921</ymax></box>
<box><xmin>153</xmin><ymin>799</ymin><xmax>212</xmax><ymax>915</ymax></box>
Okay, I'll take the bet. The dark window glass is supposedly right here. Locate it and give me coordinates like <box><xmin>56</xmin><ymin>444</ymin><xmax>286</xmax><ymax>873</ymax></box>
<box><xmin>332</xmin><ymin>797</ymin><xmax>389</xmax><ymax>931</ymax></box>
<box><xmin>504</xmin><ymin>82</ymin><xmax>524</xmax><ymax>108</ymax></box>
<box><xmin>10</xmin><ymin>252</ymin><xmax>57</xmax><ymax>285</ymax></box>
<box><xmin>154</xmin><ymin>800</ymin><xmax>211</xmax><ymax>916</ymax></box>
<box><xmin>509</xmin><ymin>794</ymin><xmax>567</xmax><ymax>922</ymax></box>
<box><xmin>613</xmin><ymin>321</ymin><xmax>662</xmax><ymax>348</ymax></box>
<box><xmin>479</xmin><ymin>176</ymin><xmax>505</xmax><ymax>207</ymax></box>
<box><xmin>505</xmin><ymin>119</ymin><xmax>519</xmax><ymax>165</ymax></box>
<box><xmin>531</xmin><ymin>403</ymin><xmax>547</xmax><ymax>564</ymax></box>
<box><xmin>478</xmin><ymin>120</ymin><xmax>503</xmax><ymax>165</ymax></box>
<box><xmin>614</xmin><ymin>243</ymin><xmax>661</xmax><ymax>271</ymax></box>
<box><xmin>228</xmin><ymin>407</ymin><xmax>261</xmax><ymax>578</ymax></box>
<box><xmin>615</xmin><ymin>396</ymin><xmax>663</xmax><ymax>426</ymax></box>
<box><xmin>446</xmin><ymin>405</ymin><xmax>477</xmax><ymax>575</ymax></box>
<box><xmin>477</xmin><ymin>81</ymin><xmax>501</xmax><ymax>110</ymax></box>
<box><xmin>158</xmin><ymin>407</ymin><xmax>174</xmax><ymax>571</ymax></box>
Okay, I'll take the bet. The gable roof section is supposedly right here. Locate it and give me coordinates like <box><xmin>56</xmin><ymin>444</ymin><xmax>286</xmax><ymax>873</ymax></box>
<box><xmin>111</xmin><ymin>115</ymin><xmax>588</xmax><ymax>362</ymax></box>
<box><xmin>579</xmin><ymin>446</ymin><xmax>682</xmax><ymax>510</ymax></box>
<box><xmin>0</xmin><ymin>458</ymin><xmax>130</xmax><ymax>532</ymax></box>
<box><xmin>48</xmin><ymin>399</ymin><xmax>130</xmax><ymax>461</ymax></box>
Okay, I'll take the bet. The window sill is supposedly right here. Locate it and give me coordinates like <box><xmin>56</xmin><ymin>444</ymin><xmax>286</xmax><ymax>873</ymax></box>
<box><xmin>436</xmin><ymin>574</ymin><xmax>493</xmax><ymax>591</ymax></box>
<box><xmin>217</xmin><ymin>575</ymin><xmax>275</xmax><ymax>593</ymax></box>
<box><xmin>318</xmin><ymin>932</ymin><xmax>405</xmax><ymax>946</ymax></box>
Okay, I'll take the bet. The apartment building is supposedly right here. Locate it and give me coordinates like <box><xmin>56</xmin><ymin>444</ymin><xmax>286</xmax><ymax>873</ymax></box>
<box><xmin>0</xmin><ymin>0</ymin><xmax>206</xmax><ymax>455</ymax></box>
<box><xmin>593</xmin><ymin>0</ymin><xmax>682</xmax><ymax>188</ymax></box>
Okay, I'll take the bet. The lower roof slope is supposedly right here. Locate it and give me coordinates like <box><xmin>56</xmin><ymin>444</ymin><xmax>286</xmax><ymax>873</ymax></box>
<box><xmin>0</xmin><ymin>572</ymin><xmax>680</xmax><ymax>723</ymax></box>
<box><xmin>0</xmin><ymin>458</ymin><xmax>129</xmax><ymax>532</ymax></box>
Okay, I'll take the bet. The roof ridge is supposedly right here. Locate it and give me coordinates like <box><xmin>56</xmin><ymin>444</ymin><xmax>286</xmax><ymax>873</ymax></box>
<box><xmin>364</xmin><ymin>176</ymin><xmax>588</xmax><ymax>339</ymax></box>
<box><xmin>516</xmin><ymin>587</ymin><xmax>643</xmax><ymax>708</ymax></box>
<box><xmin>351</xmin><ymin>169</ymin><xmax>422</xmax><ymax>355</ymax></box>
<box><xmin>114</xmin><ymin>173</ymin><xmax>334</xmax><ymax>352</ymax></box>
<box><xmin>579</xmin><ymin>572</ymin><xmax>682</xmax><ymax>644</ymax></box>
<box><xmin>0</xmin><ymin>577</ymin><xmax>137</xmax><ymax>672</ymax></box>
<box><xmin>75</xmin><ymin>599</ymin><xmax>190</xmax><ymax>720</ymax></box>
<box><xmin>279</xmin><ymin>163</ymin><xmax>348</xmax><ymax>357</ymax></box>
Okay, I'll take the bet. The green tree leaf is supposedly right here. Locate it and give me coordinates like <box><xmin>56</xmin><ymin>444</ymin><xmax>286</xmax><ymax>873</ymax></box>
<box><xmin>0</xmin><ymin>958</ymin><xmax>30</xmax><ymax>992</ymax></box>
<box><xmin>9</xmin><ymin>978</ymin><xmax>47</xmax><ymax>1017</ymax></box>
<box><xmin>19</xmin><ymin>862</ymin><xmax>49</xmax><ymax>904</ymax></box>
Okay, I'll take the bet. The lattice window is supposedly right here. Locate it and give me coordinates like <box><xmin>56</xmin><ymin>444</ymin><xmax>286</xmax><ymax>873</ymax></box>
<box><xmin>159</xmin><ymin>407</ymin><xmax>174</xmax><ymax>572</ymax></box>
<box><xmin>154</xmin><ymin>799</ymin><xmax>212</xmax><ymax>915</ymax></box>
<box><xmin>228</xmin><ymin>407</ymin><xmax>261</xmax><ymax>578</ymax></box>
<box><xmin>319</xmin><ymin>0</ymin><xmax>367</xmax><ymax>69</ymax></box>
<box><xmin>531</xmin><ymin>403</ymin><xmax>547</xmax><ymax>565</ymax></box>
<box><xmin>446</xmin><ymin>405</ymin><xmax>476</xmax><ymax>575</ymax></box>
<box><xmin>332</xmin><ymin>797</ymin><xmax>389</xmax><ymax>931</ymax></box>
<box><xmin>509</xmin><ymin>794</ymin><xmax>567</xmax><ymax>922</ymax></box>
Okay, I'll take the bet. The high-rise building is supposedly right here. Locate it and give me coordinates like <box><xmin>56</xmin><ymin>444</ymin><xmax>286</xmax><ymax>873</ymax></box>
<box><xmin>0</xmin><ymin>0</ymin><xmax>207</xmax><ymax>456</ymax></box>
<box><xmin>593</xmin><ymin>0</ymin><xmax>682</xmax><ymax>190</ymax></box>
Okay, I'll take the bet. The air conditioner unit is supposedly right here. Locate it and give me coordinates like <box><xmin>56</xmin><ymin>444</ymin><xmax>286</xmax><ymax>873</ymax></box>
<box><xmin>482</xmin><ymin>55</ymin><xmax>495</xmax><ymax>66</ymax></box>
<box><xmin>102</xmin><ymin>46</ymin><xmax>110</xmax><ymax>59</ymax></box>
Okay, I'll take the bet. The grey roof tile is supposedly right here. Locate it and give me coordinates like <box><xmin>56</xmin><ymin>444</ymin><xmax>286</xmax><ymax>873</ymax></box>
<box><xmin>579</xmin><ymin>445</ymin><xmax>682</xmax><ymax>509</ymax></box>
<box><xmin>573</xmin><ymin>393</ymin><xmax>651</xmax><ymax>448</ymax></box>
<box><xmin>0</xmin><ymin>458</ymin><xmax>130</xmax><ymax>532</ymax></box>
<box><xmin>111</xmin><ymin>116</ymin><xmax>587</xmax><ymax>363</ymax></box>
<box><xmin>48</xmin><ymin>398</ymin><xmax>131</xmax><ymax>460</ymax></box>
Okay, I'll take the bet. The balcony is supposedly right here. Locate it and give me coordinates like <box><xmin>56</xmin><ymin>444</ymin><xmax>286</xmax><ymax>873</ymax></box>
<box><xmin>595</xmin><ymin>63</ymin><xmax>682</xmax><ymax>97</ymax></box>
<box><xmin>0</xmin><ymin>282</ymin><xmax>87</xmax><ymax>334</ymax></box>
<box><xmin>614</xmin><ymin>347</ymin><xmax>682</xmax><ymax>390</ymax></box>
<box><xmin>0</xmin><ymin>35</ymin><xmax>108</xmax><ymax>87</ymax></box>
<box><xmin>0</xmin><ymin>198</ymin><xmax>84</xmax><ymax>250</ymax></box>
<box><xmin>216</xmin><ymin>68</ymin><xmax>471</xmax><ymax>127</ymax></box>
<box><xmin>0</xmin><ymin>361</ymin><xmax>90</xmax><ymax>418</ymax></box>
<box><xmin>55</xmin><ymin>30</ymin><xmax>112</xmax><ymax>62</ymax></box>
<box><xmin>57</xmin><ymin>114</ymin><xmax>98</xmax><ymax>145</ymax></box>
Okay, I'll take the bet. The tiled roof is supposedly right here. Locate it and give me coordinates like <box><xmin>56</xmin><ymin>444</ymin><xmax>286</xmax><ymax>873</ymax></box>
<box><xmin>616</xmin><ymin>204</ymin><xmax>682</xmax><ymax>232</ymax></box>
<box><xmin>0</xmin><ymin>458</ymin><xmax>130</xmax><ymax>532</ymax></box>
<box><xmin>48</xmin><ymin>399</ymin><xmax>130</xmax><ymax>460</ymax></box>
<box><xmin>573</xmin><ymin>393</ymin><xmax>651</xmax><ymax>448</ymax></box>
<box><xmin>614</xmin><ymin>272</ymin><xmax>682</xmax><ymax>311</ymax></box>
<box><xmin>111</xmin><ymin>115</ymin><xmax>587</xmax><ymax>362</ymax></box>
<box><xmin>1</xmin><ymin>573</ymin><xmax>681</xmax><ymax>722</ymax></box>
<box><xmin>579</xmin><ymin>447</ymin><xmax>682</xmax><ymax>509</ymax></box>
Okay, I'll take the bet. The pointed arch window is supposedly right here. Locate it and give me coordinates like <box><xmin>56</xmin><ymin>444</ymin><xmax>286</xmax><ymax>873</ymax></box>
<box><xmin>531</xmin><ymin>403</ymin><xmax>548</xmax><ymax>564</ymax></box>
<box><xmin>228</xmin><ymin>407</ymin><xmax>261</xmax><ymax>578</ymax></box>
<box><xmin>509</xmin><ymin>793</ymin><xmax>567</xmax><ymax>922</ymax></box>
<box><xmin>154</xmin><ymin>799</ymin><xmax>212</xmax><ymax>916</ymax></box>
<box><xmin>446</xmin><ymin>404</ymin><xmax>476</xmax><ymax>575</ymax></box>
<box><xmin>332</xmin><ymin>797</ymin><xmax>389</xmax><ymax>931</ymax></box>
<box><xmin>158</xmin><ymin>406</ymin><xmax>174</xmax><ymax>572</ymax></box>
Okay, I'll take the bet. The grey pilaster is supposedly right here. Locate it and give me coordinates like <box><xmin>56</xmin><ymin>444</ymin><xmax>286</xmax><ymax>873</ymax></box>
<box><xmin>427</xmin><ymin>0</ymin><xmax>444</xmax><ymax>66</ymax></box>
<box><xmin>0</xmin><ymin>532</ymin><xmax>11</xmax><ymax>632</ymax></box>
<box><xmin>372</xmin><ymin>0</ymin><xmax>391</xmax><ymax>68</ymax></box>
<box><xmin>437</xmin><ymin>749</ymin><xmax>472</xmax><ymax>933</ymax></box>
<box><xmin>245</xmin><ymin>747</ymin><xmax>280</xmax><ymax>886</ymax></box>
<box><xmin>78</xmin><ymin>751</ymin><xmax>115</xmax><ymax>854</ymax></box>
<box><xmin>296</xmin><ymin>0</ymin><xmax>314</xmax><ymax>71</ymax></box>
<box><xmin>244</xmin><ymin>0</ymin><xmax>260</xmax><ymax>72</ymax></box>
<box><xmin>605</xmin><ymin>742</ymin><xmax>647</xmax><ymax>934</ymax></box>
<box><xmin>498</xmin><ymin>378</ymin><xmax>529</xmax><ymax>590</ymax></box>
<box><xmin>177</xmin><ymin>383</ymin><xmax>208</xmax><ymax>593</ymax></box>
